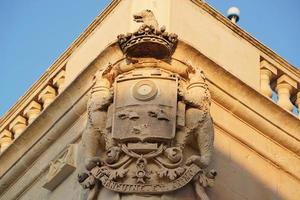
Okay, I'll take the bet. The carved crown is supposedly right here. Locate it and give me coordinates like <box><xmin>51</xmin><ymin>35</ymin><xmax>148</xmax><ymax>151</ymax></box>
<box><xmin>118</xmin><ymin>10</ymin><xmax>178</xmax><ymax>59</ymax></box>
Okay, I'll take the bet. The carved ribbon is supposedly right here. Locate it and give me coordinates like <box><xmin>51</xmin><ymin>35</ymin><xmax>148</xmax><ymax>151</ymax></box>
<box><xmin>90</xmin><ymin>163</ymin><xmax>201</xmax><ymax>194</ymax></box>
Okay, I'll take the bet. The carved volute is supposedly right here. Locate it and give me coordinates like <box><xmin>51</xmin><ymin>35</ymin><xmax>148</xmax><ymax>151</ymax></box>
<box><xmin>79</xmin><ymin>10</ymin><xmax>216</xmax><ymax>200</ymax></box>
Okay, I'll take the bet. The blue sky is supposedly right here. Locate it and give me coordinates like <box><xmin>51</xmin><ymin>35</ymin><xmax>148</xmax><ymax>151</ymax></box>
<box><xmin>0</xmin><ymin>0</ymin><xmax>300</xmax><ymax>116</ymax></box>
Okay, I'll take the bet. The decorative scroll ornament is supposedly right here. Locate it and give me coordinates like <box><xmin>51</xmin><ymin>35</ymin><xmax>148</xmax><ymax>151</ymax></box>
<box><xmin>79</xmin><ymin>9</ymin><xmax>216</xmax><ymax>200</ymax></box>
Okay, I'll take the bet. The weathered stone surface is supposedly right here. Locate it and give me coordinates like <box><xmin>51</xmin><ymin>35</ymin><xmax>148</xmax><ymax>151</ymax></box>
<box><xmin>1</xmin><ymin>1</ymin><xmax>300</xmax><ymax>200</ymax></box>
<box><xmin>79</xmin><ymin>11</ymin><xmax>216</xmax><ymax>200</ymax></box>
<box><xmin>43</xmin><ymin>144</ymin><xmax>77</xmax><ymax>191</ymax></box>
<box><xmin>23</xmin><ymin>101</ymin><xmax>42</xmax><ymax>124</ymax></box>
<box><xmin>9</xmin><ymin>115</ymin><xmax>27</xmax><ymax>138</ymax></box>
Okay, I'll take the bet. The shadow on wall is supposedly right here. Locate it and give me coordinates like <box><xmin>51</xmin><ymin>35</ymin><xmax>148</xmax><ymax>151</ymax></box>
<box><xmin>208</xmin><ymin>141</ymin><xmax>284</xmax><ymax>200</ymax></box>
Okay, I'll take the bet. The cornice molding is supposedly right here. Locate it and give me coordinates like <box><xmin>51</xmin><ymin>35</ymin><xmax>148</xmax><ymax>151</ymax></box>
<box><xmin>173</xmin><ymin>41</ymin><xmax>300</xmax><ymax>155</ymax></box>
<box><xmin>0</xmin><ymin>43</ymin><xmax>120</xmax><ymax>196</ymax></box>
<box><xmin>209</xmin><ymin>81</ymin><xmax>300</xmax><ymax>181</ymax></box>
<box><xmin>0</xmin><ymin>0</ymin><xmax>122</xmax><ymax>129</ymax></box>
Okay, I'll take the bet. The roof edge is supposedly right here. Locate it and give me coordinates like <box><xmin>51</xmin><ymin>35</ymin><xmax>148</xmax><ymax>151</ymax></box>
<box><xmin>190</xmin><ymin>0</ymin><xmax>299</xmax><ymax>76</ymax></box>
<box><xmin>0</xmin><ymin>0</ymin><xmax>122</xmax><ymax>127</ymax></box>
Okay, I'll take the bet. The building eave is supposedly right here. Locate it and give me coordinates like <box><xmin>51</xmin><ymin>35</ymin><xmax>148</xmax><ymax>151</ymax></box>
<box><xmin>0</xmin><ymin>0</ymin><xmax>122</xmax><ymax>127</ymax></box>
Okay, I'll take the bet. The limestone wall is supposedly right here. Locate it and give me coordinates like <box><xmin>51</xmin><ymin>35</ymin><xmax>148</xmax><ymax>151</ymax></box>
<box><xmin>1</xmin><ymin>1</ymin><xmax>300</xmax><ymax>199</ymax></box>
<box><xmin>211</xmin><ymin>106</ymin><xmax>300</xmax><ymax>200</ymax></box>
<box><xmin>1</xmin><ymin>42</ymin><xmax>299</xmax><ymax>200</ymax></box>
<box><xmin>2</xmin><ymin>0</ymin><xmax>300</xmax><ymax>160</ymax></box>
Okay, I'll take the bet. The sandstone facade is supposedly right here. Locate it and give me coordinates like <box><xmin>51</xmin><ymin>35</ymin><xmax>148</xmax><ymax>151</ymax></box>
<box><xmin>0</xmin><ymin>1</ymin><xmax>300</xmax><ymax>200</ymax></box>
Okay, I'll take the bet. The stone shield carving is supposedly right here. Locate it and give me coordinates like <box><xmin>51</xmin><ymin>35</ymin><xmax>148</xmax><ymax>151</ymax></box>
<box><xmin>112</xmin><ymin>71</ymin><xmax>178</xmax><ymax>142</ymax></box>
<box><xmin>78</xmin><ymin>10</ymin><xmax>216</xmax><ymax>200</ymax></box>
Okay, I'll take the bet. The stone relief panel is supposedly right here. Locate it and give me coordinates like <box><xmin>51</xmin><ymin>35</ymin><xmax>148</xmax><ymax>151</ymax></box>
<box><xmin>43</xmin><ymin>144</ymin><xmax>77</xmax><ymax>191</ymax></box>
<box><xmin>78</xmin><ymin>10</ymin><xmax>216</xmax><ymax>200</ymax></box>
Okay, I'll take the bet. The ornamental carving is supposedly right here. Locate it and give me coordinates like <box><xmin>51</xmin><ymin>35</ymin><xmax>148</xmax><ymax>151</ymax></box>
<box><xmin>118</xmin><ymin>9</ymin><xmax>178</xmax><ymax>59</ymax></box>
<box><xmin>44</xmin><ymin>144</ymin><xmax>77</xmax><ymax>191</ymax></box>
<box><xmin>79</xmin><ymin>10</ymin><xmax>216</xmax><ymax>200</ymax></box>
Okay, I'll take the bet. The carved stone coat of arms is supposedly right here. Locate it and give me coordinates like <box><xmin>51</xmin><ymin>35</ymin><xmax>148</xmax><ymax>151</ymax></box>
<box><xmin>78</xmin><ymin>10</ymin><xmax>216</xmax><ymax>200</ymax></box>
